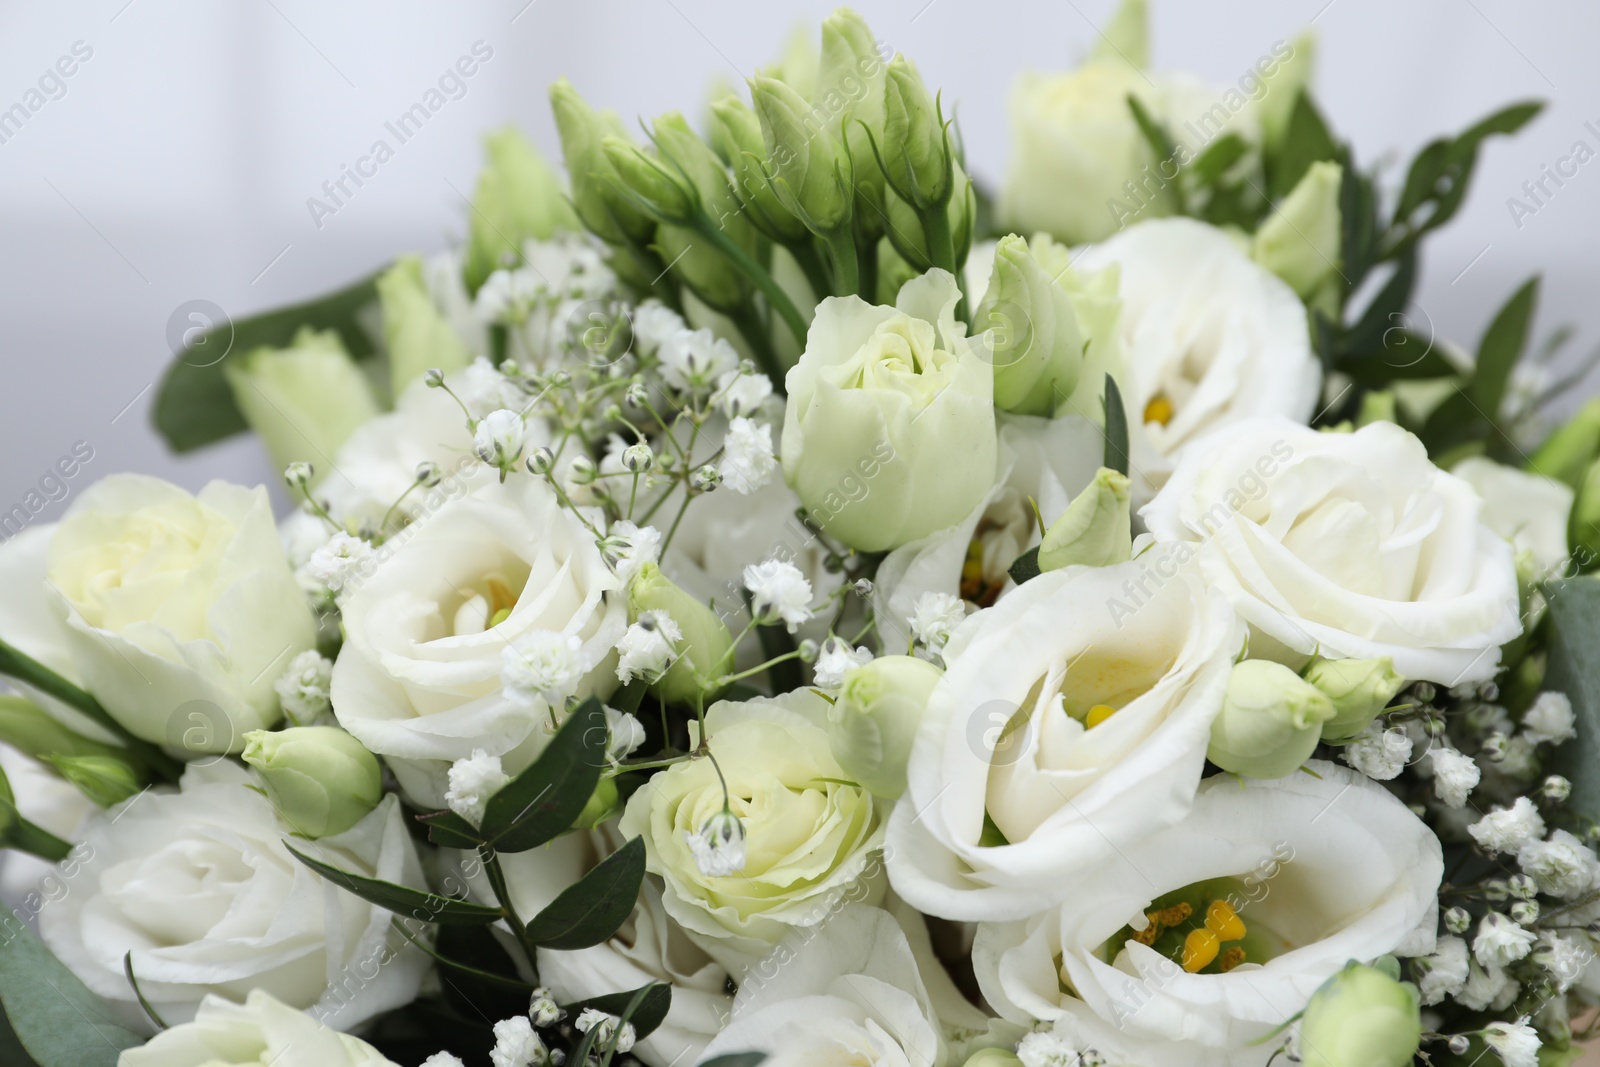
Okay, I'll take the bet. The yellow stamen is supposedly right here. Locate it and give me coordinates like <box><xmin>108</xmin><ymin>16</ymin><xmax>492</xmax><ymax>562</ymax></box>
<box><xmin>1143</xmin><ymin>393</ymin><xmax>1175</xmax><ymax>427</ymax></box>
<box><xmin>1085</xmin><ymin>704</ymin><xmax>1117</xmax><ymax>728</ymax></box>
<box><xmin>1181</xmin><ymin>929</ymin><xmax>1219</xmax><ymax>973</ymax></box>
<box><xmin>1131</xmin><ymin>922</ymin><xmax>1160</xmax><ymax>947</ymax></box>
<box><xmin>1152</xmin><ymin>902</ymin><xmax>1192</xmax><ymax>928</ymax></box>
<box><xmin>1205</xmin><ymin>900</ymin><xmax>1246</xmax><ymax>942</ymax></box>
<box><xmin>1219</xmin><ymin>946</ymin><xmax>1247</xmax><ymax>972</ymax></box>
<box><xmin>486</xmin><ymin>577</ymin><xmax>519</xmax><ymax>619</ymax></box>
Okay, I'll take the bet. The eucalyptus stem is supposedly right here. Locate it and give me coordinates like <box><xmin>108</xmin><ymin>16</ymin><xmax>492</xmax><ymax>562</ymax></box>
<box><xmin>479</xmin><ymin>845</ymin><xmax>540</xmax><ymax>980</ymax></box>
<box><xmin>823</xmin><ymin>228</ymin><xmax>860</xmax><ymax>298</ymax></box>
<box><xmin>688</xmin><ymin>217</ymin><xmax>808</xmax><ymax>348</ymax></box>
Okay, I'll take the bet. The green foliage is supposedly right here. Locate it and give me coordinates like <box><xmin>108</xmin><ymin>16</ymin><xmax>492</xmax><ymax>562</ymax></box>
<box><xmin>283</xmin><ymin>842</ymin><xmax>503</xmax><ymax>925</ymax></box>
<box><xmin>0</xmin><ymin>903</ymin><xmax>141</xmax><ymax>1066</ymax></box>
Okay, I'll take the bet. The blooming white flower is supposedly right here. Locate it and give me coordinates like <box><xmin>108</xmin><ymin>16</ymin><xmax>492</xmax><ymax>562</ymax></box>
<box><xmin>606</xmin><ymin>520</ymin><xmax>662</xmax><ymax>586</ymax></box>
<box><xmin>1016</xmin><ymin>1031</ymin><xmax>1080</xmax><ymax>1067</ymax></box>
<box><xmin>474</xmin><ymin>267</ymin><xmax>544</xmax><ymax>322</ymax></box>
<box><xmin>1427</xmin><ymin>747</ymin><xmax>1480</xmax><ymax>809</ymax></box>
<box><xmin>120</xmin><ymin>989</ymin><xmax>407</xmax><ymax>1067</ymax></box>
<box><xmin>1482</xmin><ymin>1018</ymin><xmax>1541</xmax><ymax>1067</ymax></box>
<box><xmin>456</xmin><ymin>355</ymin><xmax>523</xmax><ymax>415</ymax></box>
<box><xmin>1522</xmin><ymin>690</ymin><xmax>1576</xmax><ymax>745</ymax></box>
<box><xmin>1535</xmin><ymin>932</ymin><xmax>1592</xmax><ymax>993</ymax></box>
<box><xmin>1517</xmin><ymin>829</ymin><xmax>1600</xmax><ymax>899</ymax></box>
<box><xmin>1469</xmin><ymin>797</ymin><xmax>1547</xmax><ymax>854</ymax></box>
<box><xmin>275</xmin><ymin>649</ymin><xmax>335</xmax><ymax>724</ymax></box>
<box><xmin>490</xmin><ymin>1015</ymin><xmax>547</xmax><ymax>1067</ymax></box>
<box><xmin>1473</xmin><ymin>912</ymin><xmax>1536</xmax><ymax>968</ymax></box>
<box><xmin>421</xmin><ymin>1054</ymin><xmax>466</xmax><ymax>1067</ymax></box>
<box><xmin>1457</xmin><ymin>961</ymin><xmax>1518</xmax><ymax>1011</ymax></box>
<box><xmin>659</xmin><ymin>327</ymin><xmax>739</xmax><ymax>393</ymax></box>
<box><xmin>684</xmin><ymin>807</ymin><xmax>746</xmax><ymax>877</ymax></box>
<box><xmin>1453</xmin><ymin>456</ymin><xmax>1574</xmax><ymax>580</ymax></box>
<box><xmin>522</xmin><ymin>234</ymin><xmax>614</xmax><ymax>300</ymax></box>
<box><xmin>907</xmin><ymin>590</ymin><xmax>965</xmax><ymax>654</ymax></box>
<box><xmin>474</xmin><ymin>408</ymin><xmax>527</xmax><ymax>467</ymax></box>
<box><xmin>1341</xmin><ymin>722</ymin><xmax>1412</xmax><ymax>780</ymax></box>
<box><xmin>719</xmin><ymin>417</ymin><xmax>776</xmax><ymax>495</ymax></box>
<box><xmin>616</xmin><ymin>610</ymin><xmax>683</xmax><ymax>684</ymax></box>
<box><xmin>306</xmin><ymin>530</ymin><xmax>375</xmax><ymax>595</ymax></box>
<box><xmin>501</xmin><ymin>630</ymin><xmax>587</xmax><ymax>708</ymax></box>
<box><xmin>630</xmin><ymin>299</ymin><xmax>686</xmax><ymax>354</ymax></box>
<box><xmin>743</xmin><ymin>559</ymin><xmax>814</xmax><ymax>631</ymax></box>
<box><xmin>575</xmin><ymin>1008</ymin><xmax>635</xmax><ymax>1054</ymax></box>
<box><xmin>813</xmin><ymin>637</ymin><xmax>873</xmax><ymax>689</ymax></box>
<box><xmin>716</xmin><ymin>368</ymin><xmax>774</xmax><ymax>418</ymax></box>
<box><xmin>445</xmin><ymin>749</ymin><xmax>510</xmax><ymax>826</ymax></box>
<box><xmin>1416</xmin><ymin>935</ymin><xmax>1470</xmax><ymax>1006</ymax></box>
<box><xmin>605</xmin><ymin>706</ymin><xmax>646</xmax><ymax>761</ymax></box>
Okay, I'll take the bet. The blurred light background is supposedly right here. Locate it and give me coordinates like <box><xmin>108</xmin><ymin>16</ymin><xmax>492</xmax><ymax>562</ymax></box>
<box><xmin>2</xmin><ymin>0</ymin><xmax>1598</xmax><ymax>524</ymax></box>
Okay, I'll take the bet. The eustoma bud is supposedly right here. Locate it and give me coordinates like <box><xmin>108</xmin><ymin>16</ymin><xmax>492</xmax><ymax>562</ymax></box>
<box><xmin>827</xmin><ymin>655</ymin><xmax>941</xmax><ymax>798</ymax></box>
<box><xmin>464</xmin><ymin>126</ymin><xmax>579</xmax><ymax>290</ymax></box>
<box><xmin>549</xmin><ymin>78</ymin><xmax>655</xmax><ymax>245</ymax></box>
<box><xmin>750</xmin><ymin>74</ymin><xmax>853</xmax><ymax>235</ymax></box>
<box><xmin>1297</xmin><ymin>961</ymin><xmax>1422</xmax><ymax>1067</ymax></box>
<box><xmin>1037</xmin><ymin>467</ymin><xmax>1134</xmax><ymax>571</ymax></box>
<box><xmin>1206</xmin><ymin>659</ymin><xmax>1336</xmax><ymax>779</ymax></box>
<box><xmin>627</xmin><ymin>563</ymin><xmax>734</xmax><ymax>703</ymax></box>
<box><xmin>1253</xmin><ymin>160</ymin><xmax>1343</xmax><ymax>308</ymax></box>
<box><xmin>881</xmin><ymin>55</ymin><xmax>950</xmax><ymax>209</ymax></box>
<box><xmin>241</xmin><ymin>726</ymin><xmax>383</xmax><ymax>838</ymax></box>
<box><xmin>1303</xmin><ymin>656</ymin><xmax>1404</xmax><ymax>742</ymax></box>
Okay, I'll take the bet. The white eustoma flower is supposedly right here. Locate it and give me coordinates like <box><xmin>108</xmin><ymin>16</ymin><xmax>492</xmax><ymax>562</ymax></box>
<box><xmin>1469</xmin><ymin>797</ymin><xmax>1547</xmax><ymax>854</ymax></box>
<box><xmin>421</xmin><ymin>1054</ymin><xmax>465</xmax><ymax>1067</ymax></box>
<box><xmin>743</xmin><ymin>559</ymin><xmax>814</xmax><ymax>631</ymax></box>
<box><xmin>41</xmin><ymin>763</ymin><xmax>427</xmax><ymax>1029</ymax></box>
<box><xmin>1473</xmin><ymin>912</ymin><xmax>1536</xmax><ymax>967</ymax></box>
<box><xmin>1416</xmin><ymin>935</ymin><xmax>1470</xmax><ymax>1005</ymax></box>
<box><xmin>445</xmin><ymin>748</ymin><xmax>509</xmax><ymax>826</ymax></box>
<box><xmin>501</xmin><ymin>630</ymin><xmax>587</xmax><ymax>708</ymax></box>
<box><xmin>720</xmin><ymin>417</ymin><xmax>777</xmax><ymax>495</ymax></box>
<box><xmin>1453</xmin><ymin>456</ymin><xmax>1573</xmax><ymax>579</ymax></box>
<box><xmin>1075</xmin><ymin>219</ymin><xmax>1320</xmax><ymax>498</ymax></box>
<box><xmin>275</xmin><ymin>649</ymin><xmax>335</xmax><ymax>723</ymax></box>
<box><xmin>1517</xmin><ymin>829</ymin><xmax>1600</xmax><ymax>899</ymax></box>
<box><xmin>1482</xmin><ymin>1018</ymin><xmax>1541</xmax><ymax>1067</ymax></box>
<box><xmin>1142</xmin><ymin>417</ymin><xmax>1523</xmax><ymax>684</ymax></box>
<box><xmin>1522</xmin><ymin>691</ymin><xmax>1576</xmax><ymax>745</ymax></box>
<box><xmin>813</xmin><ymin>637</ymin><xmax>873</xmax><ymax>689</ymax></box>
<box><xmin>659</xmin><ymin>328</ymin><xmax>739</xmax><ymax>393</ymax></box>
<box><xmin>972</xmin><ymin>763</ymin><xmax>1441</xmax><ymax>1056</ymax></box>
<box><xmin>332</xmin><ymin>477</ymin><xmax>624</xmax><ymax>809</ymax></box>
<box><xmin>1427</xmin><ymin>747</ymin><xmax>1480</xmax><ymax>808</ymax></box>
<box><xmin>907</xmin><ymin>591</ymin><xmax>967</xmax><ymax>654</ymax></box>
<box><xmin>119</xmin><ymin>989</ymin><xmax>404</xmax><ymax>1067</ymax></box>
<box><xmin>716</xmin><ymin>368</ymin><xmax>774</xmax><ymax>418</ymax></box>
<box><xmin>887</xmin><ymin>549</ymin><xmax>1243</xmax><ymax>921</ymax></box>
<box><xmin>1342</xmin><ymin>723</ymin><xmax>1412</xmax><ymax>781</ymax></box>
<box><xmin>616</xmin><ymin>611</ymin><xmax>683</xmax><ymax>684</ymax></box>
<box><xmin>697</xmin><ymin>905</ymin><xmax>945</xmax><ymax>1067</ymax></box>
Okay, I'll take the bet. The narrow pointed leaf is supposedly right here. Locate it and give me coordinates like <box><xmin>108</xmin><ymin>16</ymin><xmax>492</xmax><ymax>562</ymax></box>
<box><xmin>526</xmin><ymin>837</ymin><xmax>646</xmax><ymax>949</ymax></box>
<box><xmin>283</xmin><ymin>842</ymin><xmax>502</xmax><ymax>925</ymax></box>
<box><xmin>479</xmin><ymin>698</ymin><xmax>606</xmax><ymax>852</ymax></box>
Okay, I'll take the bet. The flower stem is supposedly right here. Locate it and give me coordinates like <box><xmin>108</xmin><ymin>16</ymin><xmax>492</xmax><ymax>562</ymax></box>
<box><xmin>824</xmin><ymin>228</ymin><xmax>860</xmax><ymax>298</ymax></box>
<box><xmin>728</xmin><ymin>304</ymin><xmax>786</xmax><ymax>392</ymax></box>
<box><xmin>689</xmin><ymin>217</ymin><xmax>808</xmax><ymax>348</ymax></box>
<box><xmin>480</xmin><ymin>845</ymin><xmax>540</xmax><ymax>981</ymax></box>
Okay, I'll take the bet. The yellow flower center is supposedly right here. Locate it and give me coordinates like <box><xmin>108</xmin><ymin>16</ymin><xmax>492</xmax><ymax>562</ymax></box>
<box><xmin>1143</xmin><ymin>393</ymin><xmax>1175</xmax><ymax>427</ymax></box>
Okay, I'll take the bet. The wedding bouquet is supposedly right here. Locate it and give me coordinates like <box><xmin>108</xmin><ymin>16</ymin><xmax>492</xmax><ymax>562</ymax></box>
<box><xmin>3</xmin><ymin>3</ymin><xmax>1599</xmax><ymax>1065</ymax></box>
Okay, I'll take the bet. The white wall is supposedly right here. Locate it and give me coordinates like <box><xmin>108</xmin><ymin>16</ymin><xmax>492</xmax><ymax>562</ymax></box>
<box><xmin>2</xmin><ymin>0</ymin><xmax>1596</xmax><ymax>525</ymax></box>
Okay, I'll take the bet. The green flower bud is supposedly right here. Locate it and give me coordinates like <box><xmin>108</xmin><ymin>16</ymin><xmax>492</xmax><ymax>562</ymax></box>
<box><xmin>242</xmin><ymin>727</ymin><xmax>383</xmax><ymax>839</ymax></box>
<box><xmin>751</xmin><ymin>74</ymin><xmax>853</xmax><ymax>234</ymax></box>
<box><xmin>41</xmin><ymin>754</ymin><xmax>143</xmax><ymax>808</ymax></box>
<box><xmin>1038</xmin><ymin>467</ymin><xmax>1134</xmax><ymax>572</ymax></box>
<box><xmin>222</xmin><ymin>327</ymin><xmax>382</xmax><ymax>480</ymax></box>
<box><xmin>628</xmin><ymin>563</ymin><xmax>735</xmax><ymax>703</ymax></box>
<box><xmin>464</xmin><ymin>126</ymin><xmax>579</xmax><ymax>291</ymax></box>
<box><xmin>651</xmin><ymin>112</ymin><xmax>756</xmax><ymax>311</ymax></box>
<box><xmin>827</xmin><ymin>655</ymin><xmax>941</xmax><ymax>799</ymax></box>
<box><xmin>818</xmin><ymin>8</ymin><xmax>889</xmax><ymax>234</ymax></box>
<box><xmin>1207</xmin><ymin>660</ymin><xmax>1337</xmax><ymax>779</ymax></box>
<box><xmin>1357</xmin><ymin>390</ymin><xmax>1397</xmax><ymax>427</ymax></box>
<box><xmin>882</xmin><ymin>56</ymin><xmax>950</xmax><ymax>210</ymax></box>
<box><xmin>1258</xmin><ymin>32</ymin><xmax>1316</xmax><ymax>155</ymax></box>
<box><xmin>883</xmin><ymin>160</ymin><xmax>975</xmax><ymax>270</ymax></box>
<box><xmin>710</xmin><ymin>96</ymin><xmax>809</xmax><ymax>243</ymax></box>
<box><xmin>1090</xmin><ymin>0</ymin><xmax>1148</xmax><ymax>69</ymax></box>
<box><xmin>549</xmin><ymin>78</ymin><xmax>655</xmax><ymax>245</ymax></box>
<box><xmin>1253</xmin><ymin>161</ymin><xmax>1342</xmax><ymax>300</ymax></box>
<box><xmin>601</xmin><ymin>137</ymin><xmax>696</xmax><ymax>224</ymax></box>
<box><xmin>0</xmin><ymin>695</ymin><xmax>129</xmax><ymax>763</ymax></box>
<box><xmin>575</xmin><ymin>778</ymin><xmax>619</xmax><ymax>830</ymax></box>
<box><xmin>960</xmin><ymin>1052</ymin><xmax>1022</xmax><ymax>1067</ymax></box>
<box><xmin>1298</xmin><ymin>962</ymin><xmax>1421</xmax><ymax>1067</ymax></box>
<box><xmin>1532</xmin><ymin>397</ymin><xmax>1600</xmax><ymax>490</ymax></box>
<box><xmin>377</xmin><ymin>256</ymin><xmax>473</xmax><ymax>394</ymax></box>
<box><xmin>1304</xmin><ymin>657</ymin><xmax>1405</xmax><ymax>742</ymax></box>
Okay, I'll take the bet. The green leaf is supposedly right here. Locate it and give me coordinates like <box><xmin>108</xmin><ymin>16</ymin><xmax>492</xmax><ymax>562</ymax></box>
<box><xmin>753</xmin><ymin>616</ymin><xmax>803</xmax><ymax>693</ymax></box>
<box><xmin>562</xmin><ymin>982</ymin><xmax>673</xmax><ymax>1042</ymax></box>
<box><xmin>1102</xmin><ymin>375</ymin><xmax>1130</xmax><ymax>477</ymax></box>
<box><xmin>283</xmin><ymin>842</ymin><xmax>503</xmax><ymax>925</ymax></box>
<box><xmin>1189</xmin><ymin>133</ymin><xmax>1248</xmax><ymax>187</ymax></box>
<box><xmin>479</xmin><ymin>699</ymin><xmax>606</xmax><ymax>852</ymax></box>
<box><xmin>416</xmin><ymin>809</ymin><xmax>482</xmax><ymax>850</ymax></box>
<box><xmin>1544</xmin><ymin>577</ymin><xmax>1600</xmax><ymax>821</ymax></box>
<box><xmin>1340</xmin><ymin>250</ymin><xmax>1417</xmax><ymax>356</ymax></box>
<box><xmin>1125</xmin><ymin>94</ymin><xmax>1178</xmax><ymax>168</ymax></box>
<box><xmin>1268</xmin><ymin>91</ymin><xmax>1338</xmax><ymax>200</ymax></box>
<box><xmin>0</xmin><ymin>1002</ymin><xmax>43</xmax><ymax>1067</ymax></box>
<box><xmin>1338</xmin><ymin>151</ymin><xmax>1379</xmax><ymax>290</ymax></box>
<box><xmin>0</xmin><ymin>902</ymin><xmax>142</xmax><ymax>1066</ymax></box>
<box><xmin>153</xmin><ymin>271</ymin><xmax>381</xmax><ymax>452</ymax></box>
<box><xmin>1419</xmin><ymin>387</ymin><xmax>1491</xmax><ymax>456</ymax></box>
<box><xmin>526</xmin><ymin>837</ymin><xmax>646</xmax><ymax>949</ymax></box>
<box><xmin>1472</xmin><ymin>276</ymin><xmax>1540</xmax><ymax>417</ymax></box>
<box><xmin>1008</xmin><ymin>546</ymin><xmax>1041</xmax><ymax>586</ymax></box>
<box><xmin>701</xmin><ymin>1056</ymin><xmax>768</xmax><ymax>1067</ymax></box>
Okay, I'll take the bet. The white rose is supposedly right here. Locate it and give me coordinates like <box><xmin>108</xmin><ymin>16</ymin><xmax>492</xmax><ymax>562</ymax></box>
<box><xmin>1141</xmin><ymin>417</ymin><xmax>1524</xmax><ymax>684</ymax></box>
<box><xmin>332</xmin><ymin>476</ymin><xmax>624</xmax><ymax>808</ymax></box>
<box><xmin>618</xmin><ymin>691</ymin><xmax>887</xmax><ymax>974</ymax></box>
<box><xmin>14</xmin><ymin>475</ymin><xmax>318</xmax><ymax>752</ymax></box>
<box><xmin>698</xmin><ymin>904</ymin><xmax>945</xmax><ymax>1067</ymax></box>
<box><xmin>41</xmin><ymin>761</ymin><xmax>428</xmax><ymax>1029</ymax></box>
<box><xmin>1452</xmin><ymin>456</ymin><xmax>1573</xmax><ymax>579</ymax></box>
<box><xmin>781</xmin><ymin>269</ymin><xmax>998</xmax><ymax>553</ymax></box>
<box><xmin>872</xmin><ymin>414</ymin><xmax>1103</xmax><ymax>634</ymax></box>
<box><xmin>1075</xmin><ymin>218</ymin><xmax>1320</xmax><ymax>498</ymax></box>
<box><xmin>886</xmin><ymin>549</ymin><xmax>1242</xmax><ymax>922</ymax></box>
<box><xmin>972</xmin><ymin>763</ymin><xmax>1441</xmax><ymax>1058</ymax></box>
<box><xmin>118</xmin><ymin>988</ymin><xmax>400</xmax><ymax>1067</ymax></box>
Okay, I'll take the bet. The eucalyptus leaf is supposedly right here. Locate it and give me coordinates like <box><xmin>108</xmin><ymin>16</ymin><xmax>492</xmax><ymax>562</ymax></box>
<box><xmin>0</xmin><ymin>902</ymin><xmax>141</xmax><ymax>1066</ymax></box>
<box><xmin>479</xmin><ymin>698</ymin><xmax>606</xmax><ymax>852</ymax></box>
<box><xmin>1544</xmin><ymin>577</ymin><xmax>1600</xmax><ymax>821</ymax></box>
<box><xmin>701</xmin><ymin>1056</ymin><xmax>768</xmax><ymax>1067</ymax></box>
<box><xmin>1008</xmin><ymin>546</ymin><xmax>1042</xmax><ymax>586</ymax></box>
<box><xmin>1102</xmin><ymin>375</ymin><xmax>1130</xmax><ymax>476</ymax></box>
<box><xmin>1472</xmin><ymin>276</ymin><xmax>1540</xmax><ymax>418</ymax></box>
<box><xmin>283</xmin><ymin>842</ymin><xmax>502</xmax><ymax>925</ymax></box>
<box><xmin>562</xmin><ymin>981</ymin><xmax>673</xmax><ymax>1041</ymax></box>
<box><xmin>1267</xmin><ymin>91</ymin><xmax>1337</xmax><ymax>200</ymax></box>
<box><xmin>525</xmin><ymin>837</ymin><xmax>646</xmax><ymax>949</ymax></box>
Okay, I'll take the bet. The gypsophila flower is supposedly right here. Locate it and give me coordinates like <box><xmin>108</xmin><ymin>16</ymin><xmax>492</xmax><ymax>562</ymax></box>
<box><xmin>1457</xmin><ymin>961</ymin><xmax>1518</xmax><ymax>1011</ymax></box>
<box><xmin>629</xmin><ymin>299</ymin><xmax>686</xmax><ymax>354</ymax></box>
<box><xmin>523</xmin><ymin>234</ymin><xmax>614</xmax><ymax>299</ymax></box>
<box><xmin>475</xmin><ymin>268</ymin><xmax>543</xmax><ymax>322</ymax></box>
<box><xmin>283</xmin><ymin>461</ymin><xmax>313</xmax><ymax>488</ymax></box>
<box><xmin>658</xmin><ymin>328</ymin><xmax>739</xmax><ymax>393</ymax></box>
<box><xmin>615</xmin><ymin>611</ymin><xmax>683</xmax><ymax>684</ymax></box>
<box><xmin>528</xmin><ymin>987</ymin><xmax>563</xmax><ymax>1027</ymax></box>
<box><xmin>1543</xmin><ymin>774</ymin><xmax>1573</xmax><ymax>802</ymax></box>
<box><xmin>716</xmin><ymin>368</ymin><xmax>774</xmax><ymax>418</ymax></box>
<box><xmin>490</xmin><ymin>1015</ymin><xmax>546</xmax><ymax>1067</ymax></box>
<box><xmin>446</xmin><ymin>749</ymin><xmax>509</xmax><ymax>826</ymax></box>
<box><xmin>1416</xmin><ymin>935</ymin><xmax>1470</xmax><ymax>1005</ymax></box>
<box><xmin>1534</xmin><ymin>932</ymin><xmax>1592</xmax><ymax>992</ymax></box>
<box><xmin>421</xmin><ymin>1054</ymin><xmax>466</xmax><ymax>1067</ymax></box>
<box><xmin>813</xmin><ymin>637</ymin><xmax>873</xmax><ymax>689</ymax></box>
<box><xmin>908</xmin><ymin>591</ymin><xmax>966</xmax><ymax>654</ymax></box>
<box><xmin>457</xmin><ymin>356</ymin><xmax>523</xmax><ymax>415</ymax></box>
<box><xmin>719</xmin><ymin>417</ymin><xmax>777</xmax><ymax>495</ymax></box>
<box><xmin>1473</xmin><ymin>912</ymin><xmax>1536</xmax><ymax>968</ymax></box>
<box><xmin>690</xmin><ymin>464</ymin><xmax>721</xmax><ymax>492</ymax></box>
<box><xmin>1469</xmin><ymin>797</ymin><xmax>1547</xmax><ymax>854</ymax></box>
<box><xmin>1445</xmin><ymin>906</ymin><xmax>1472</xmax><ymax>934</ymax></box>
<box><xmin>604</xmin><ymin>706</ymin><xmax>646</xmax><ymax>762</ymax></box>
<box><xmin>743</xmin><ymin>559</ymin><xmax>814</xmax><ymax>631</ymax></box>
<box><xmin>574</xmin><ymin>1008</ymin><xmax>635</xmax><ymax>1055</ymax></box>
<box><xmin>1522</xmin><ymin>690</ymin><xmax>1576</xmax><ymax>745</ymax></box>
<box><xmin>305</xmin><ymin>531</ymin><xmax>373</xmax><ymax>595</ymax></box>
<box><xmin>1516</xmin><ymin>828</ymin><xmax>1600</xmax><ymax>899</ymax></box>
<box><xmin>1016</xmin><ymin>1031</ymin><xmax>1081</xmax><ymax>1067</ymax></box>
<box><xmin>502</xmin><ymin>630</ymin><xmax>587</xmax><ymax>708</ymax></box>
<box><xmin>684</xmin><ymin>807</ymin><xmax>745</xmax><ymax>876</ymax></box>
<box><xmin>474</xmin><ymin>409</ymin><xmax>527</xmax><ymax>468</ymax></box>
<box><xmin>621</xmin><ymin>442</ymin><xmax>653</xmax><ymax>473</ymax></box>
<box><xmin>274</xmin><ymin>649</ymin><xmax>334</xmax><ymax>724</ymax></box>
<box><xmin>1482</xmin><ymin>1018</ymin><xmax>1541</xmax><ymax>1067</ymax></box>
<box><xmin>604</xmin><ymin>520</ymin><xmax>662</xmax><ymax>586</ymax></box>
<box><xmin>1341</xmin><ymin>722</ymin><xmax>1412</xmax><ymax>781</ymax></box>
<box><xmin>1428</xmin><ymin>747</ymin><xmax>1480</xmax><ymax>808</ymax></box>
